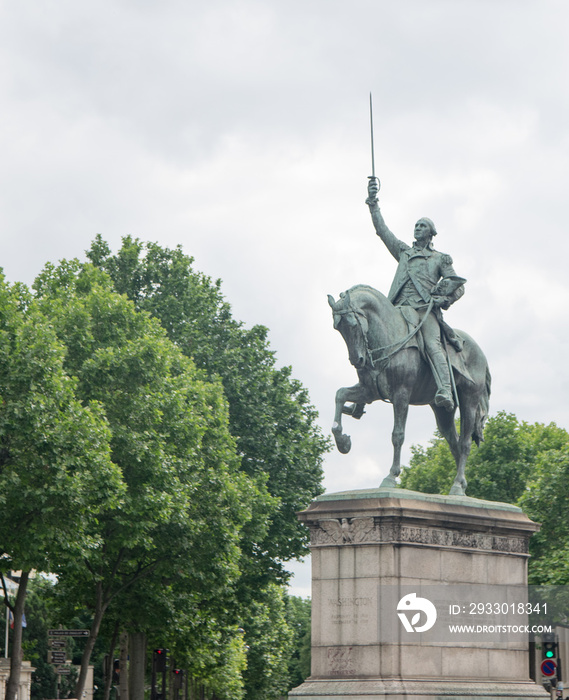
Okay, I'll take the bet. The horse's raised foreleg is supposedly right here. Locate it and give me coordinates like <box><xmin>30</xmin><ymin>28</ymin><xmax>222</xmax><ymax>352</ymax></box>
<box><xmin>380</xmin><ymin>390</ymin><xmax>410</xmax><ymax>487</ymax></box>
<box><xmin>332</xmin><ymin>384</ymin><xmax>368</xmax><ymax>454</ymax></box>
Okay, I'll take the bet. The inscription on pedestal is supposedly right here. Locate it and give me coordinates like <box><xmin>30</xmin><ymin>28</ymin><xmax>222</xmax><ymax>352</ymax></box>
<box><xmin>328</xmin><ymin>596</ymin><xmax>373</xmax><ymax>626</ymax></box>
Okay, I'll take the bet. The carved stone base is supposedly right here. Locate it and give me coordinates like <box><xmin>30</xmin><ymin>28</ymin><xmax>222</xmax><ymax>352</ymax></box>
<box><xmin>290</xmin><ymin>487</ymin><xmax>548</xmax><ymax>700</ymax></box>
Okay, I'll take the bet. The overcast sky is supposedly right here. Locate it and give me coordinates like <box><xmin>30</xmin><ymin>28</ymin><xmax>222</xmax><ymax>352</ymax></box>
<box><xmin>1</xmin><ymin>0</ymin><xmax>568</xmax><ymax>595</ymax></box>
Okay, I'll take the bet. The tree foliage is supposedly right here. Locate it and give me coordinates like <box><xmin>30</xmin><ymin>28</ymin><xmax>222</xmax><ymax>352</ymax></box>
<box><xmin>86</xmin><ymin>235</ymin><xmax>328</xmax><ymax>575</ymax></box>
<box><xmin>0</xmin><ymin>274</ymin><xmax>123</xmax><ymax>699</ymax></box>
<box><xmin>285</xmin><ymin>595</ymin><xmax>311</xmax><ymax>690</ymax></box>
<box><xmin>32</xmin><ymin>261</ymin><xmax>263</xmax><ymax>698</ymax></box>
<box><xmin>0</xmin><ymin>235</ymin><xmax>327</xmax><ymax>699</ymax></box>
<box><xmin>81</xmin><ymin>237</ymin><xmax>329</xmax><ymax>698</ymax></box>
<box><xmin>0</xmin><ymin>276</ymin><xmax>121</xmax><ymax>573</ymax></box>
<box><xmin>400</xmin><ymin>410</ymin><xmax>569</xmax><ymax>584</ymax></box>
<box><xmin>519</xmin><ymin>445</ymin><xmax>569</xmax><ymax>585</ymax></box>
<box><xmin>400</xmin><ymin>411</ymin><xmax>569</xmax><ymax>504</ymax></box>
<box><xmin>241</xmin><ymin>583</ymin><xmax>294</xmax><ymax>700</ymax></box>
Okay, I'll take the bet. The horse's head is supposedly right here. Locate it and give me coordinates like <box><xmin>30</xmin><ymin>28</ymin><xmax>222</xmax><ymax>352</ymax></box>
<box><xmin>328</xmin><ymin>291</ymin><xmax>369</xmax><ymax>370</ymax></box>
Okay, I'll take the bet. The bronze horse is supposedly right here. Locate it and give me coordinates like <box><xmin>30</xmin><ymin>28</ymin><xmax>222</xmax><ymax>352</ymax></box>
<box><xmin>328</xmin><ymin>284</ymin><xmax>491</xmax><ymax>495</ymax></box>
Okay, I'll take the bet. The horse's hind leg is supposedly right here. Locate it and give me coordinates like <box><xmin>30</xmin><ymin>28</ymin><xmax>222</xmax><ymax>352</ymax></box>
<box><xmin>380</xmin><ymin>390</ymin><xmax>410</xmax><ymax>488</ymax></box>
<box><xmin>449</xmin><ymin>402</ymin><xmax>477</xmax><ymax>496</ymax></box>
<box><xmin>431</xmin><ymin>404</ymin><xmax>460</xmax><ymax>465</ymax></box>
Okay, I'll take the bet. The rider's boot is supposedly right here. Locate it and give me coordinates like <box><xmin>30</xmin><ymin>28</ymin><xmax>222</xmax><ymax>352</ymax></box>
<box><xmin>430</xmin><ymin>350</ymin><xmax>454</xmax><ymax>411</ymax></box>
<box><xmin>342</xmin><ymin>402</ymin><xmax>366</xmax><ymax>419</ymax></box>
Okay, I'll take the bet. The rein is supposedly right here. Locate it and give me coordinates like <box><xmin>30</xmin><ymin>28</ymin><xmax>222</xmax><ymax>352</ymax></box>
<box><xmin>338</xmin><ymin>295</ymin><xmax>434</xmax><ymax>369</ymax></box>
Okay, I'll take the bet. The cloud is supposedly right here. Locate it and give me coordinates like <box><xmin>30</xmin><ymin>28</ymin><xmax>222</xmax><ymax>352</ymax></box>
<box><xmin>0</xmin><ymin>0</ymin><xmax>568</xmax><ymax>523</ymax></box>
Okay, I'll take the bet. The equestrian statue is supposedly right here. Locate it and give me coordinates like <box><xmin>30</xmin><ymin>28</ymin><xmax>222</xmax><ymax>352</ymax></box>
<box><xmin>329</xmin><ymin>176</ymin><xmax>491</xmax><ymax>496</ymax></box>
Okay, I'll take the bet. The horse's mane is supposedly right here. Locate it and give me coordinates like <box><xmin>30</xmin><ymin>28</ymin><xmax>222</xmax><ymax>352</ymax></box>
<box><xmin>343</xmin><ymin>284</ymin><xmax>388</xmax><ymax>305</ymax></box>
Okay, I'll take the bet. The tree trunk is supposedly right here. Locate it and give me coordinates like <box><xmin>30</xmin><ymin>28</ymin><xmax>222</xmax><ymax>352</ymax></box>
<box><xmin>103</xmin><ymin>622</ymin><xmax>120</xmax><ymax>700</ymax></box>
<box><xmin>75</xmin><ymin>581</ymin><xmax>106</xmax><ymax>700</ymax></box>
<box><xmin>5</xmin><ymin>570</ymin><xmax>30</xmax><ymax>700</ymax></box>
<box><xmin>129</xmin><ymin>631</ymin><xmax>146</xmax><ymax>700</ymax></box>
<box><xmin>119</xmin><ymin>630</ymin><xmax>129</xmax><ymax>700</ymax></box>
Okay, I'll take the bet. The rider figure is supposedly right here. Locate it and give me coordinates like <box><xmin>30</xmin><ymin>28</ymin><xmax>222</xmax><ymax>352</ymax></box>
<box><xmin>366</xmin><ymin>177</ymin><xmax>464</xmax><ymax>411</ymax></box>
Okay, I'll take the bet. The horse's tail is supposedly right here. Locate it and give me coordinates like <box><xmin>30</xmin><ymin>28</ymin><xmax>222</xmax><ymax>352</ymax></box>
<box><xmin>473</xmin><ymin>365</ymin><xmax>492</xmax><ymax>446</ymax></box>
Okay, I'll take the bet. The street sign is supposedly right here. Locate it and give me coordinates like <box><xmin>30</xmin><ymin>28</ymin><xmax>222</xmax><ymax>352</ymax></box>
<box><xmin>48</xmin><ymin>629</ymin><xmax>89</xmax><ymax>637</ymax></box>
<box><xmin>541</xmin><ymin>659</ymin><xmax>557</xmax><ymax>677</ymax></box>
<box><xmin>57</xmin><ymin>667</ymin><xmax>71</xmax><ymax>675</ymax></box>
<box><xmin>49</xmin><ymin>651</ymin><xmax>67</xmax><ymax>664</ymax></box>
<box><xmin>49</xmin><ymin>640</ymin><xmax>66</xmax><ymax>649</ymax></box>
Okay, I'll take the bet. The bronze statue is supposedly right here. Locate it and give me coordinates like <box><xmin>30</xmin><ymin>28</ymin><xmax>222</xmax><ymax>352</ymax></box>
<box><xmin>328</xmin><ymin>177</ymin><xmax>491</xmax><ymax>496</ymax></box>
<box><xmin>367</xmin><ymin>178</ymin><xmax>464</xmax><ymax>411</ymax></box>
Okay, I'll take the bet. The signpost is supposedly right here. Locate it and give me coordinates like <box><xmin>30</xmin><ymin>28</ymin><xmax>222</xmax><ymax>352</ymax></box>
<box><xmin>49</xmin><ymin>651</ymin><xmax>67</xmax><ymax>665</ymax></box>
<box><xmin>46</xmin><ymin>630</ymin><xmax>87</xmax><ymax>697</ymax></box>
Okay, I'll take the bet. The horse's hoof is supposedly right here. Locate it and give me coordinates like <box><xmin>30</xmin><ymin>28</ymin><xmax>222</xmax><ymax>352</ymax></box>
<box><xmin>380</xmin><ymin>475</ymin><xmax>398</xmax><ymax>488</ymax></box>
<box><xmin>449</xmin><ymin>482</ymin><xmax>466</xmax><ymax>496</ymax></box>
<box><xmin>332</xmin><ymin>428</ymin><xmax>352</xmax><ymax>454</ymax></box>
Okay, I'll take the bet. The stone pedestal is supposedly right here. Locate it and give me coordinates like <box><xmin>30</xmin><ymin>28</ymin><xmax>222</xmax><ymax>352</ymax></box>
<box><xmin>0</xmin><ymin>658</ymin><xmax>35</xmax><ymax>700</ymax></box>
<box><xmin>289</xmin><ymin>487</ymin><xmax>548</xmax><ymax>700</ymax></box>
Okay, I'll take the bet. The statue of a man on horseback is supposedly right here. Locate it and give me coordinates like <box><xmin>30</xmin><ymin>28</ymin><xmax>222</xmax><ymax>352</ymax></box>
<box><xmin>366</xmin><ymin>177</ymin><xmax>465</xmax><ymax>412</ymax></box>
<box><xmin>328</xmin><ymin>176</ymin><xmax>491</xmax><ymax>496</ymax></box>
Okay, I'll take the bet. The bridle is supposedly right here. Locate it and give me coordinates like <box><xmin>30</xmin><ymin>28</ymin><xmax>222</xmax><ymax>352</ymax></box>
<box><xmin>335</xmin><ymin>293</ymin><xmax>434</xmax><ymax>369</ymax></box>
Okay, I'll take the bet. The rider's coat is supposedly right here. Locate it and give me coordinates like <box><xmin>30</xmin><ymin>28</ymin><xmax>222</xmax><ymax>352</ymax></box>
<box><xmin>378</xmin><ymin>228</ymin><xmax>463</xmax><ymax>308</ymax></box>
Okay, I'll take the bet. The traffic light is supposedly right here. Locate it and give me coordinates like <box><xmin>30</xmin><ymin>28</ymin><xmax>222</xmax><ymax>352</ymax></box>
<box><xmin>542</xmin><ymin>633</ymin><xmax>557</xmax><ymax>660</ymax></box>
<box><xmin>112</xmin><ymin>658</ymin><xmax>120</xmax><ymax>683</ymax></box>
<box><xmin>173</xmin><ymin>669</ymin><xmax>184</xmax><ymax>689</ymax></box>
<box><xmin>153</xmin><ymin>648</ymin><xmax>168</xmax><ymax>673</ymax></box>
<box><xmin>173</xmin><ymin>668</ymin><xmax>184</xmax><ymax>697</ymax></box>
<box><xmin>152</xmin><ymin>648</ymin><xmax>168</xmax><ymax>700</ymax></box>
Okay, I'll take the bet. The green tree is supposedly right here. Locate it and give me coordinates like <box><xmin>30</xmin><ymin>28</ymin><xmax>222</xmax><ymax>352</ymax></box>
<box><xmin>84</xmin><ymin>237</ymin><xmax>328</xmax><ymax>697</ymax></box>
<box><xmin>21</xmin><ymin>576</ymin><xmax>81</xmax><ymax>700</ymax></box>
<box><xmin>519</xmin><ymin>445</ymin><xmax>569</xmax><ymax>585</ymax></box>
<box><xmin>33</xmin><ymin>262</ymin><xmax>262</xmax><ymax>699</ymax></box>
<box><xmin>400</xmin><ymin>411</ymin><xmax>569</xmax><ymax>504</ymax></box>
<box><xmin>86</xmin><ymin>236</ymin><xmax>328</xmax><ymax>574</ymax></box>
<box><xmin>241</xmin><ymin>583</ymin><xmax>294</xmax><ymax>700</ymax></box>
<box><xmin>400</xmin><ymin>411</ymin><xmax>569</xmax><ymax>586</ymax></box>
<box><xmin>0</xmin><ymin>276</ymin><xmax>123</xmax><ymax>700</ymax></box>
<box><xmin>285</xmin><ymin>595</ymin><xmax>311</xmax><ymax>690</ymax></box>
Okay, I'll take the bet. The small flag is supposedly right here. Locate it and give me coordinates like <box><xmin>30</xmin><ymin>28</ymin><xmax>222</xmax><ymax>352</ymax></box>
<box><xmin>8</xmin><ymin>611</ymin><xmax>26</xmax><ymax>629</ymax></box>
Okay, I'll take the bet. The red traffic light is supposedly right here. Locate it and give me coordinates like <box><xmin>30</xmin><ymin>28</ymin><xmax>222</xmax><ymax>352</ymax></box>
<box><xmin>153</xmin><ymin>648</ymin><xmax>168</xmax><ymax>673</ymax></box>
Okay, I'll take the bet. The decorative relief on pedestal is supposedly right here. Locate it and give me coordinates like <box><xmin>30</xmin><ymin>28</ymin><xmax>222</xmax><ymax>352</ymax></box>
<box><xmin>326</xmin><ymin>646</ymin><xmax>356</xmax><ymax>676</ymax></box>
<box><xmin>309</xmin><ymin>518</ymin><xmax>528</xmax><ymax>554</ymax></box>
<box><xmin>310</xmin><ymin>517</ymin><xmax>377</xmax><ymax>545</ymax></box>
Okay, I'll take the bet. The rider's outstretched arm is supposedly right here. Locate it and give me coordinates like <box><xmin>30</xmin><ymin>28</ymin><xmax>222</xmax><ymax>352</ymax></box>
<box><xmin>366</xmin><ymin>178</ymin><xmax>407</xmax><ymax>261</ymax></box>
